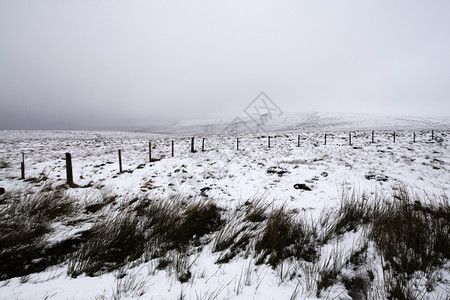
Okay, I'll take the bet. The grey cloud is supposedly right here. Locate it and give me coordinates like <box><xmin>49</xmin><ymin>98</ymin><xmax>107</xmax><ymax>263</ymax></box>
<box><xmin>0</xmin><ymin>0</ymin><xmax>449</xmax><ymax>129</ymax></box>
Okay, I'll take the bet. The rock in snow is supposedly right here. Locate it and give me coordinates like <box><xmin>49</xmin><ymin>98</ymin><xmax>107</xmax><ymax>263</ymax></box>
<box><xmin>294</xmin><ymin>183</ymin><xmax>312</xmax><ymax>191</ymax></box>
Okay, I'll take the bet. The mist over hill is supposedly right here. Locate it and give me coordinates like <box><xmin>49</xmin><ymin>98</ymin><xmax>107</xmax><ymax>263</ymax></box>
<box><xmin>129</xmin><ymin>112</ymin><xmax>450</xmax><ymax>135</ymax></box>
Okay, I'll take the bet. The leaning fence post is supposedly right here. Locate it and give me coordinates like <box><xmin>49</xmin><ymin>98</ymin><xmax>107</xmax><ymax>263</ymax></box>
<box><xmin>118</xmin><ymin>149</ymin><xmax>123</xmax><ymax>173</ymax></box>
<box><xmin>20</xmin><ymin>152</ymin><xmax>25</xmax><ymax>179</ymax></box>
<box><xmin>65</xmin><ymin>152</ymin><xmax>73</xmax><ymax>186</ymax></box>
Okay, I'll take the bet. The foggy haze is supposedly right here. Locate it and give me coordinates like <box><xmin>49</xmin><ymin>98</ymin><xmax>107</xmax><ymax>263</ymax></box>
<box><xmin>0</xmin><ymin>0</ymin><xmax>449</xmax><ymax>130</ymax></box>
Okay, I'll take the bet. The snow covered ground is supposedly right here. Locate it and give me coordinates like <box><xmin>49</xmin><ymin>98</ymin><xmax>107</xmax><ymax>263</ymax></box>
<box><xmin>0</xmin><ymin>128</ymin><xmax>449</xmax><ymax>299</ymax></box>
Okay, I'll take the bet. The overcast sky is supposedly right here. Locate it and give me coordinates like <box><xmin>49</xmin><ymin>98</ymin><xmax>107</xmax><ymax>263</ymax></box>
<box><xmin>0</xmin><ymin>0</ymin><xmax>449</xmax><ymax>129</ymax></box>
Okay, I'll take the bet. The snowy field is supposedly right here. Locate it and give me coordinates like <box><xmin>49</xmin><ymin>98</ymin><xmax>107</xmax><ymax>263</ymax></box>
<box><xmin>0</xmin><ymin>129</ymin><xmax>449</xmax><ymax>299</ymax></box>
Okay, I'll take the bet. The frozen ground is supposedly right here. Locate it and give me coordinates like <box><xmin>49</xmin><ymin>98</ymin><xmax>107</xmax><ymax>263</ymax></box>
<box><xmin>0</xmin><ymin>128</ymin><xmax>449</xmax><ymax>299</ymax></box>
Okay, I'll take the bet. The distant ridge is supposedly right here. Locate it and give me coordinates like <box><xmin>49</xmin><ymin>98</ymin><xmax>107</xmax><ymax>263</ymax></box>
<box><xmin>134</xmin><ymin>112</ymin><xmax>450</xmax><ymax>135</ymax></box>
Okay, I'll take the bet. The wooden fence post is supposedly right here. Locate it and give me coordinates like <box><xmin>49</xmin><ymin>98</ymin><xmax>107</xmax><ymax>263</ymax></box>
<box><xmin>393</xmin><ymin>132</ymin><xmax>396</xmax><ymax>143</ymax></box>
<box><xmin>171</xmin><ymin>140</ymin><xmax>174</xmax><ymax>157</ymax></box>
<box><xmin>431</xmin><ymin>130</ymin><xmax>434</xmax><ymax>140</ymax></box>
<box><xmin>413</xmin><ymin>132</ymin><xmax>416</xmax><ymax>143</ymax></box>
<box><xmin>149</xmin><ymin>142</ymin><xmax>152</xmax><ymax>162</ymax></box>
<box><xmin>191</xmin><ymin>137</ymin><xmax>195</xmax><ymax>153</ymax></box>
<box><xmin>20</xmin><ymin>152</ymin><xmax>25</xmax><ymax>179</ymax></box>
<box><xmin>324</xmin><ymin>133</ymin><xmax>327</xmax><ymax>145</ymax></box>
<box><xmin>268</xmin><ymin>136</ymin><xmax>271</xmax><ymax>148</ymax></box>
<box><xmin>237</xmin><ymin>138</ymin><xmax>239</xmax><ymax>150</ymax></box>
<box><xmin>349</xmin><ymin>133</ymin><xmax>352</xmax><ymax>146</ymax></box>
<box><xmin>372</xmin><ymin>130</ymin><xmax>374</xmax><ymax>143</ymax></box>
<box><xmin>118</xmin><ymin>150</ymin><xmax>122</xmax><ymax>173</ymax></box>
<box><xmin>65</xmin><ymin>152</ymin><xmax>73</xmax><ymax>186</ymax></box>
<box><xmin>297</xmin><ymin>135</ymin><xmax>300</xmax><ymax>147</ymax></box>
<box><xmin>202</xmin><ymin>138</ymin><xmax>205</xmax><ymax>152</ymax></box>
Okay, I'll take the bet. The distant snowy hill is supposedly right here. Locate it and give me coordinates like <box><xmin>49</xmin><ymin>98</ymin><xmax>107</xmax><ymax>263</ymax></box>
<box><xmin>137</xmin><ymin>112</ymin><xmax>450</xmax><ymax>135</ymax></box>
